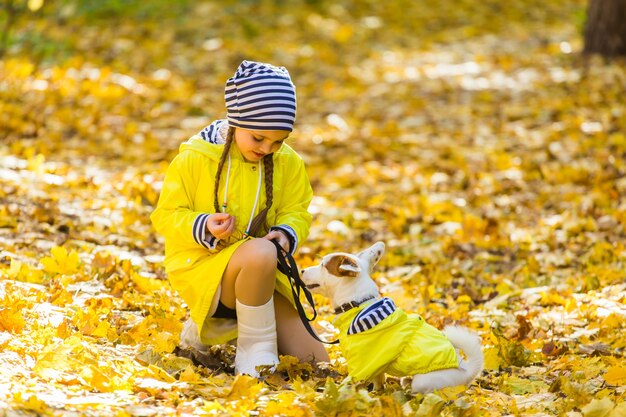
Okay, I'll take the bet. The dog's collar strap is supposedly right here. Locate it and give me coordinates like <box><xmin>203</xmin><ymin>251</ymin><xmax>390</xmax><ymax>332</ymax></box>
<box><xmin>334</xmin><ymin>295</ymin><xmax>376</xmax><ymax>314</ymax></box>
<box><xmin>348</xmin><ymin>297</ymin><xmax>397</xmax><ymax>335</ymax></box>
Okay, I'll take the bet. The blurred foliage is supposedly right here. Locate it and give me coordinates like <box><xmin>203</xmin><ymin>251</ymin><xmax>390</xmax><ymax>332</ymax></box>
<box><xmin>3</xmin><ymin>0</ymin><xmax>586</xmax><ymax>64</ymax></box>
<box><xmin>54</xmin><ymin>0</ymin><xmax>193</xmax><ymax>20</ymax></box>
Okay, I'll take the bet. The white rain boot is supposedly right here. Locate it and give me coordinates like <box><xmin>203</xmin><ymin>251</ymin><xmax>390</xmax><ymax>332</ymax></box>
<box><xmin>235</xmin><ymin>297</ymin><xmax>279</xmax><ymax>377</ymax></box>
<box><xmin>180</xmin><ymin>318</ymin><xmax>209</xmax><ymax>353</ymax></box>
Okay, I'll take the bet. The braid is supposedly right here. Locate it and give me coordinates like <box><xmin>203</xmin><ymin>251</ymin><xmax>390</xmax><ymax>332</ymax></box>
<box><xmin>248</xmin><ymin>154</ymin><xmax>274</xmax><ymax>236</ymax></box>
<box><xmin>213</xmin><ymin>127</ymin><xmax>235</xmax><ymax>213</ymax></box>
<box><xmin>263</xmin><ymin>153</ymin><xmax>274</xmax><ymax>210</ymax></box>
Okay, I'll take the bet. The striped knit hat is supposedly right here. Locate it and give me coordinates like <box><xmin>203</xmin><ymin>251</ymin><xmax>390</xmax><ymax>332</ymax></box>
<box><xmin>225</xmin><ymin>60</ymin><xmax>297</xmax><ymax>132</ymax></box>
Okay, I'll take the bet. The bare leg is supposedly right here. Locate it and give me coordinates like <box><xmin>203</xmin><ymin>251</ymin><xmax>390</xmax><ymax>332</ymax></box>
<box><xmin>274</xmin><ymin>293</ymin><xmax>330</xmax><ymax>363</ymax></box>
<box><xmin>220</xmin><ymin>238</ymin><xmax>277</xmax><ymax>307</ymax></box>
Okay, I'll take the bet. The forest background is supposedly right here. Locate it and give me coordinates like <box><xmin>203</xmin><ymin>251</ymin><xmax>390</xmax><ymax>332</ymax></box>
<box><xmin>1</xmin><ymin>0</ymin><xmax>625</xmax><ymax>416</ymax></box>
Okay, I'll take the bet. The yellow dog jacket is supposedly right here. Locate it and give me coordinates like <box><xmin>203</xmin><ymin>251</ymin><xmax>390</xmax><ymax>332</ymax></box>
<box><xmin>333</xmin><ymin>298</ymin><xmax>459</xmax><ymax>381</ymax></box>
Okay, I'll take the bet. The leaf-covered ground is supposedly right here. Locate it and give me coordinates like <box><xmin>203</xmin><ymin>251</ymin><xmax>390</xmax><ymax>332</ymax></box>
<box><xmin>1</xmin><ymin>0</ymin><xmax>625</xmax><ymax>415</ymax></box>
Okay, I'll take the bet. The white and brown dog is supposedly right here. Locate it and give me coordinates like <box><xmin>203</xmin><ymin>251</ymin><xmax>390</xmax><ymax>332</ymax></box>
<box><xmin>301</xmin><ymin>242</ymin><xmax>484</xmax><ymax>393</ymax></box>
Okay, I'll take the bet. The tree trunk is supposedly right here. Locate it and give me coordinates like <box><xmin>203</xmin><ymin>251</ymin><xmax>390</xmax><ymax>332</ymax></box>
<box><xmin>584</xmin><ymin>0</ymin><xmax>626</xmax><ymax>57</ymax></box>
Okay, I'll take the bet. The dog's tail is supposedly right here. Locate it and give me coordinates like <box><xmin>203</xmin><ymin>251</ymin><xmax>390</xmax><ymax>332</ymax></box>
<box><xmin>443</xmin><ymin>325</ymin><xmax>484</xmax><ymax>384</ymax></box>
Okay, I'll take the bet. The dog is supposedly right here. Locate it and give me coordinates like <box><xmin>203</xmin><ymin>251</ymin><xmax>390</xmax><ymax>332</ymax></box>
<box><xmin>301</xmin><ymin>241</ymin><xmax>484</xmax><ymax>393</ymax></box>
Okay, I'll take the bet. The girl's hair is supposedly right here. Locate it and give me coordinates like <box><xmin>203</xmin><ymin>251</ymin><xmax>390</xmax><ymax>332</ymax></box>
<box><xmin>214</xmin><ymin>127</ymin><xmax>273</xmax><ymax>237</ymax></box>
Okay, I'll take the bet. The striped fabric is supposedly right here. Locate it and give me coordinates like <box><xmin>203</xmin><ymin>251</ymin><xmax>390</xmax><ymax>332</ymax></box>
<box><xmin>348</xmin><ymin>298</ymin><xmax>397</xmax><ymax>335</ymax></box>
<box><xmin>193</xmin><ymin>213</ymin><xmax>219</xmax><ymax>250</ymax></box>
<box><xmin>225</xmin><ymin>60</ymin><xmax>296</xmax><ymax>132</ymax></box>
<box><xmin>198</xmin><ymin>119</ymin><xmax>228</xmax><ymax>144</ymax></box>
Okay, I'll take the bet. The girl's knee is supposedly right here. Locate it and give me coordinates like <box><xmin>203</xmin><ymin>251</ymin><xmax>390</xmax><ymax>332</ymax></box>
<box><xmin>240</xmin><ymin>239</ymin><xmax>278</xmax><ymax>269</ymax></box>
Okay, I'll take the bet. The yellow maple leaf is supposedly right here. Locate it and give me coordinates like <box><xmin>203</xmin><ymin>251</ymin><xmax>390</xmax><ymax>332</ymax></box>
<box><xmin>12</xmin><ymin>393</ymin><xmax>51</xmax><ymax>416</ymax></box>
<box><xmin>265</xmin><ymin>391</ymin><xmax>310</xmax><ymax>416</ymax></box>
<box><xmin>6</xmin><ymin>259</ymin><xmax>21</xmax><ymax>278</ymax></box>
<box><xmin>600</xmin><ymin>314</ymin><xmax>623</xmax><ymax>331</ymax></box>
<box><xmin>415</xmin><ymin>393</ymin><xmax>446</xmax><ymax>417</ymax></box>
<box><xmin>152</xmin><ymin>331</ymin><xmax>178</xmax><ymax>354</ymax></box>
<box><xmin>604</xmin><ymin>366</ymin><xmax>626</xmax><ymax>386</ymax></box>
<box><xmin>0</xmin><ymin>206</ymin><xmax>18</xmax><ymax>228</ymax></box>
<box><xmin>33</xmin><ymin>335</ymin><xmax>85</xmax><ymax>379</ymax></box>
<box><xmin>0</xmin><ymin>301</ymin><xmax>27</xmax><ymax>333</ymax></box>
<box><xmin>90</xmin><ymin>320</ymin><xmax>112</xmax><ymax>338</ymax></box>
<box><xmin>6</xmin><ymin>259</ymin><xmax>44</xmax><ymax>283</ymax></box>
<box><xmin>581</xmin><ymin>397</ymin><xmax>616</xmax><ymax>417</ymax></box>
<box><xmin>276</xmin><ymin>354</ymin><xmax>314</xmax><ymax>380</ymax></box>
<box><xmin>92</xmin><ymin>251</ymin><xmax>117</xmax><ymax>276</ymax></box>
<box><xmin>437</xmin><ymin>384</ymin><xmax>467</xmax><ymax>400</ymax></box>
<box><xmin>81</xmin><ymin>364</ymin><xmax>112</xmax><ymax>392</ymax></box>
<box><xmin>131</xmin><ymin>272</ymin><xmax>166</xmax><ymax>294</ymax></box>
<box><xmin>41</xmin><ymin>246</ymin><xmax>80</xmax><ymax>275</ymax></box>
<box><xmin>178</xmin><ymin>365</ymin><xmax>200</xmax><ymax>383</ymax></box>
<box><xmin>145</xmin><ymin>364</ymin><xmax>176</xmax><ymax>383</ymax></box>
<box><xmin>201</xmin><ymin>400</ymin><xmax>227</xmax><ymax>413</ymax></box>
<box><xmin>226</xmin><ymin>374</ymin><xmax>263</xmax><ymax>401</ymax></box>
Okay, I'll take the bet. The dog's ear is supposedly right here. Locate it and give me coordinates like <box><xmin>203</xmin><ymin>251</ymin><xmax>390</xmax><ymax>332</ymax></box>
<box><xmin>357</xmin><ymin>241</ymin><xmax>385</xmax><ymax>273</ymax></box>
<box><xmin>324</xmin><ymin>255</ymin><xmax>361</xmax><ymax>277</ymax></box>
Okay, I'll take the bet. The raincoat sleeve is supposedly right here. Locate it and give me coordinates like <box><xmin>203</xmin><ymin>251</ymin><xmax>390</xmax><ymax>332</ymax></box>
<box><xmin>150</xmin><ymin>152</ymin><xmax>219</xmax><ymax>251</ymax></box>
<box><xmin>272</xmin><ymin>155</ymin><xmax>313</xmax><ymax>252</ymax></box>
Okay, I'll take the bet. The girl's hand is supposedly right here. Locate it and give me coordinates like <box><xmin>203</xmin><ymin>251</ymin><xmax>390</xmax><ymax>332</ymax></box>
<box><xmin>264</xmin><ymin>229</ymin><xmax>290</xmax><ymax>253</ymax></box>
<box><xmin>207</xmin><ymin>213</ymin><xmax>235</xmax><ymax>240</ymax></box>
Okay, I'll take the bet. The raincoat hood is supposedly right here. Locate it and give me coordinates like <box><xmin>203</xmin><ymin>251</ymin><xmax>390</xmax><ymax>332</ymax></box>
<box><xmin>179</xmin><ymin>136</ymin><xmax>227</xmax><ymax>162</ymax></box>
<box><xmin>179</xmin><ymin>119</ymin><xmax>231</xmax><ymax>162</ymax></box>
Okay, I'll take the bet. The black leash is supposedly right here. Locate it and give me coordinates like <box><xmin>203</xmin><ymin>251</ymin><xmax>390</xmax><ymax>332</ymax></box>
<box><xmin>272</xmin><ymin>240</ymin><xmax>339</xmax><ymax>345</ymax></box>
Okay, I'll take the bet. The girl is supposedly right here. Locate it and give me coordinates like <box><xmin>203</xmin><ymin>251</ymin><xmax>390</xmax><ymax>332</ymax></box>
<box><xmin>151</xmin><ymin>60</ymin><xmax>329</xmax><ymax>377</ymax></box>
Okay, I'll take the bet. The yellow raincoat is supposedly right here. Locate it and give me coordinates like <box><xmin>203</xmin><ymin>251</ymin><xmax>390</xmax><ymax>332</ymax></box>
<box><xmin>150</xmin><ymin>134</ymin><xmax>313</xmax><ymax>344</ymax></box>
<box><xmin>334</xmin><ymin>299</ymin><xmax>459</xmax><ymax>381</ymax></box>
